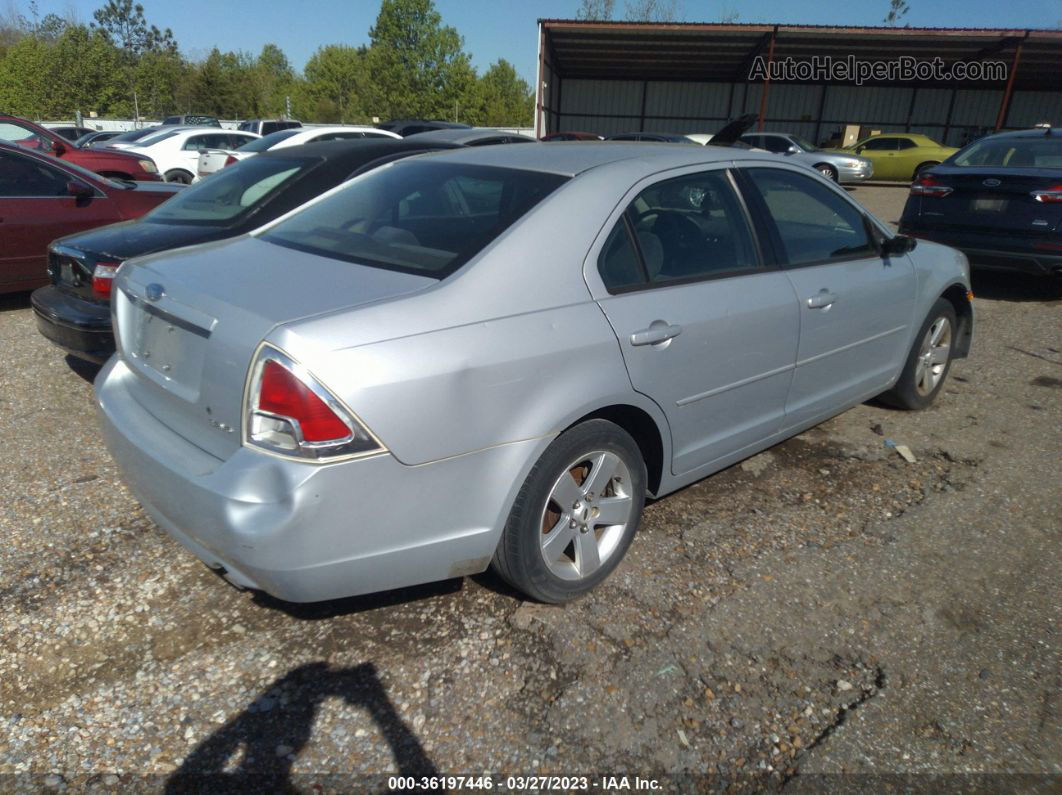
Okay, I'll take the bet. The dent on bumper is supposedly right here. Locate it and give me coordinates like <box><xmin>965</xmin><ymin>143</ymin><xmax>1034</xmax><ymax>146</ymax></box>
<box><xmin>96</xmin><ymin>357</ymin><xmax>548</xmax><ymax>602</ymax></box>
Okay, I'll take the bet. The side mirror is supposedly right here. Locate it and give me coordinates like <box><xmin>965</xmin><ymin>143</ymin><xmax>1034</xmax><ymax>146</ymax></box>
<box><xmin>52</xmin><ymin>140</ymin><xmax>66</xmax><ymax>156</ymax></box>
<box><xmin>786</xmin><ymin>145</ymin><xmax>800</xmax><ymax>154</ymax></box>
<box><xmin>66</xmin><ymin>180</ymin><xmax>93</xmax><ymax>198</ymax></box>
<box><xmin>854</xmin><ymin>146</ymin><xmax>864</xmax><ymax>154</ymax></box>
<box><xmin>882</xmin><ymin>234</ymin><xmax>916</xmax><ymax>257</ymax></box>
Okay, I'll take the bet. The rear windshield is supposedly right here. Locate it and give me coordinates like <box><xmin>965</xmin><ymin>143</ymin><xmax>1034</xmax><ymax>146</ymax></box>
<box><xmin>144</xmin><ymin>156</ymin><xmax>310</xmax><ymax>225</ymax></box>
<box><xmin>106</xmin><ymin>127</ymin><xmax>161</xmax><ymax>144</ymax></box>
<box><xmin>238</xmin><ymin>129</ymin><xmax>302</xmax><ymax>152</ymax></box>
<box><xmin>952</xmin><ymin>136</ymin><xmax>1062</xmax><ymax>169</ymax></box>
<box><xmin>262</xmin><ymin>160</ymin><xmax>568</xmax><ymax>278</ymax></box>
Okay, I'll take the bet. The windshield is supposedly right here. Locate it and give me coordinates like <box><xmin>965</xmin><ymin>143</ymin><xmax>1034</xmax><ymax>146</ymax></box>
<box><xmin>792</xmin><ymin>135</ymin><xmax>818</xmax><ymax>152</ymax></box>
<box><xmin>144</xmin><ymin>156</ymin><xmax>309</xmax><ymax>225</ymax></box>
<box><xmin>262</xmin><ymin>160</ymin><xmax>568</xmax><ymax>278</ymax></box>
<box><xmin>238</xmin><ymin>129</ymin><xmax>302</xmax><ymax>152</ymax></box>
<box><xmin>952</xmin><ymin>135</ymin><xmax>1062</xmax><ymax>168</ymax></box>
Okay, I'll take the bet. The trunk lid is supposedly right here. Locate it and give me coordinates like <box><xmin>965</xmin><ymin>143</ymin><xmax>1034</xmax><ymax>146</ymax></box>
<box><xmin>113</xmin><ymin>235</ymin><xmax>438</xmax><ymax>459</ymax></box>
<box><xmin>913</xmin><ymin>166</ymin><xmax>1062</xmax><ymax>235</ymax></box>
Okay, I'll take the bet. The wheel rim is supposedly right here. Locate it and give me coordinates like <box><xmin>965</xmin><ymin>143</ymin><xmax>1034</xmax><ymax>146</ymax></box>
<box><xmin>538</xmin><ymin>450</ymin><xmax>634</xmax><ymax>581</ymax></box>
<box><xmin>817</xmin><ymin>165</ymin><xmax>834</xmax><ymax>179</ymax></box>
<box><xmin>914</xmin><ymin>316</ymin><xmax>952</xmax><ymax>396</ymax></box>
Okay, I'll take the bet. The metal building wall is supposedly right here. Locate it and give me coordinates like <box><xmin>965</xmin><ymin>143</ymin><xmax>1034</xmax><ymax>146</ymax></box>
<box><xmin>545</xmin><ymin>76</ymin><xmax>1052</xmax><ymax>146</ymax></box>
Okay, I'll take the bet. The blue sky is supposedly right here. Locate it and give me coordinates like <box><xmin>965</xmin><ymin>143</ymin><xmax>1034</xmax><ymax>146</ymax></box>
<box><xmin>17</xmin><ymin>0</ymin><xmax>1061</xmax><ymax>84</ymax></box>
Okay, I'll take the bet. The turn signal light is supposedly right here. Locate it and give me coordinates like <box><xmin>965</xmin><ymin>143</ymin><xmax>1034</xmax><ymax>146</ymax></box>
<box><xmin>910</xmin><ymin>175</ymin><xmax>953</xmax><ymax>198</ymax></box>
<box><xmin>258</xmin><ymin>360</ymin><xmax>350</xmax><ymax>442</ymax></box>
<box><xmin>91</xmin><ymin>261</ymin><xmax>121</xmax><ymax>298</ymax></box>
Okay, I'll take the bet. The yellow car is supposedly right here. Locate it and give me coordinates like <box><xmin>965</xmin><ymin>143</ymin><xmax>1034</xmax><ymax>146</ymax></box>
<box><xmin>826</xmin><ymin>133</ymin><xmax>958</xmax><ymax>182</ymax></box>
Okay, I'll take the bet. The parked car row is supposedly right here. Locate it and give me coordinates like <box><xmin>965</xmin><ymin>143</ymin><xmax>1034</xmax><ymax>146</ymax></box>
<box><xmin>6</xmin><ymin>121</ymin><xmax>1055</xmax><ymax>606</ymax></box>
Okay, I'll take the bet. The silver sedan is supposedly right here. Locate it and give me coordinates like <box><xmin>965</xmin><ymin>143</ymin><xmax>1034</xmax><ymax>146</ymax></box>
<box><xmin>741</xmin><ymin>132</ymin><xmax>873</xmax><ymax>183</ymax></box>
<box><xmin>97</xmin><ymin>143</ymin><xmax>972</xmax><ymax>604</ymax></box>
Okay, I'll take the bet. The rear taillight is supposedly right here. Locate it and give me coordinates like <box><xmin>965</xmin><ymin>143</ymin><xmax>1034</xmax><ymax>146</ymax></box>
<box><xmin>91</xmin><ymin>261</ymin><xmax>121</xmax><ymax>298</ymax></box>
<box><xmin>1031</xmin><ymin>185</ymin><xmax>1062</xmax><ymax>203</ymax></box>
<box><xmin>910</xmin><ymin>175</ymin><xmax>953</xmax><ymax>198</ymax></box>
<box><xmin>224</xmin><ymin>154</ymin><xmax>238</xmax><ymax>168</ymax></box>
<box><xmin>244</xmin><ymin>346</ymin><xmax>383</xmax><ymax>460</ymax></box>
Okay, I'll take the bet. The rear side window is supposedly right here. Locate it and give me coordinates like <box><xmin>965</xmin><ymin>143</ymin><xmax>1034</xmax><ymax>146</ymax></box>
<box><xmin>861</xmin><ymin>138</ymin><xmax>898</xmax><ymax>151</ymax></box>
<box><xmin>896</xmin><ymin>138</ymin><xmax>917</xmax><ymax>150</ymax></box>
<box><xmin>744</xmin><ymin>168</ymin><xmax>875</xmax><ymax>266</ymax></box>
<box><xmin>144</xmin><ymin>156</ymin><xmax>309</xmax><ymax>224</ymax></box>
<box><xmin>953</xmin><ymin>136</ymin><xmax>1062</xmax><ymax>168</ymax></box>
<box><xmin>262</xmin><ymin>161</ymin><xmax>568</xmax><ymax>278</ymax></box>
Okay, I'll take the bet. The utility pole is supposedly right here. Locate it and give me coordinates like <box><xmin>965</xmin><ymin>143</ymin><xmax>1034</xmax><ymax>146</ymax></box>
<box><xmin>285</xmin><ymin>95</ymin><xmax>292</xmax><ymax>119</ymax></box>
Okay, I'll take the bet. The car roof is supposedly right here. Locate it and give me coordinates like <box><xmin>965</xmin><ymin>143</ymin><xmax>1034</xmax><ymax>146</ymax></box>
<box><xmin>978</xmin><ymin>128</ymin><xmax>1059</xmax><ymax>140</ymax></box>
<box><xmin>409</xmin><ymin>140</ymin><xmax>781</xmax><ymax>178</ymax></box>
<box><xmin>256</xmin><ymin>137</ymin><xmax>463</xmax><ymax>169</ymax></box>
<box><xmin>406</xmin><ymin>128</ymin><xmax>537</xmax><ymax>145</ymax></box>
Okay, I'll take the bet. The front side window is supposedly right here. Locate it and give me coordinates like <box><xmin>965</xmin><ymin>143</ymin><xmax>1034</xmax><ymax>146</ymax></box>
<box><xmin>598</xmin><ymin>170</ymin><xmax>760</xmax><ymax>290</ymax></box>
<box><xmin>860</xmin><ymin>138</ymin><xmax>898</xmax><ymax>151</ymax></box>
<box><xmin>262</xmin><ymin>161</ymin><xmax>568</xmax><ymax>278</ymax></box>
<box><xmin>744</xmin><ymin>168</ymin><xmax>876</xmax><ymax>266</ymax></box>
<box><xmin>761</xmin><ymin>135</ymin><xmax>791</xmax><ymax>154</ymax></box>
<box><xmin>0</xmin><ymin>149</ymin><xmax>71</xmax><ymax>196</ymax></box>
<box><xmin>144</xmin><ymin>156</ymin><xmax>308</xmax><ymax>224</ymax></box>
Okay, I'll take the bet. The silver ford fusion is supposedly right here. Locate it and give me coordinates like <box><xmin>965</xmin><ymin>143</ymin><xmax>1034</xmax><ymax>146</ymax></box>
<box><xmin>96</xmin><ymin>143</ymin><xmax>973</xmax><ymax>604</ymax></box>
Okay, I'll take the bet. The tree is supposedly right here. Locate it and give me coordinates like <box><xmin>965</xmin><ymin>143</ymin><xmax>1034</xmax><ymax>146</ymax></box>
<box><xmin>299</xmin><ymin>44</ymin><xmax>368</xmax><ymax>122</ymax></box>
<box><xmin>91</xmin><ymin>0</ymin><xmax>175</xmax><ymax>56</ymax></box>
<box><xmin>623</xmin><ymin>0</ymin><xmax>680</xmax><ymax>21</ymax></box>
<box><xmin>575</xmin><ymin>0</ymin><xmax>615</xmax><ymax>19</ymax></box>
<box><xmin>469</xmin><ymin>59</ymin><xmax>533</xmax><ymax>126</ymax></box>
<box><xmin>884</xmin><ymin>0</ymin><xmax>910</xmax><ymax>25</ymax></box>
<box><xmin>365</xmin><ymin>0</ymin><xmax>474</xmax><ymax>120</ymax></box>
<box><xmin>254</xmin><ymin>43</ymin><xmax>295</xmax><ymax>117</ymax></box>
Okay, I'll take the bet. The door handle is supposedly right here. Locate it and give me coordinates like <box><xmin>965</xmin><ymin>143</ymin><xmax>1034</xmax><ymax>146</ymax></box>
<box><xmin>806</xmin><ymin>290</ymin><xmax>837</xmax><ymax>309</ymax></box>
<box><xmin>630</xmin><ymin>322</ymin><xmax>683</xmax><ymax>346</ymax></box>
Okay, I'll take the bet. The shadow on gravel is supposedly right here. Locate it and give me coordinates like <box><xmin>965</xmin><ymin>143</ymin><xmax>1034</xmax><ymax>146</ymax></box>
<box><xmin>165</xmin><ymin>661</ymin><xmax>438</xmax><ymax>793</ymax></box>
<box><xmin>971</xmin><ymin>269</ymin><xmax>1062</xmax><ymax>303</ymax></box>
<box><xmin>64</xmin><ymin>354</ymin><xmax>102</xmax><ymax>383</ymax></box>
<box><xmin>251</xmin><ymin>578</ymin><xmax>463</xmax><ymax>621</ymax></box>
<box><xmin>0</xmin><ymin>290</ymin><xmax>32</xmax><ymax>312</ymax></box>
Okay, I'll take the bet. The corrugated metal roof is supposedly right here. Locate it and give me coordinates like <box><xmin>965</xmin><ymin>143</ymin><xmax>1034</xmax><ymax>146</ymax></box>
<box><xmin>539</xmin><ymin>20</ymin><xmax>1061</xmax><ymax>89</ymax></box>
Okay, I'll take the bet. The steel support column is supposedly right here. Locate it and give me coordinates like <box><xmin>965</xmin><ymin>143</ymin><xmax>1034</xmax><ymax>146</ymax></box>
<box><xmin>995</xmin><ymin>36</ymin><xmax>1026</xmax><ymax>131</ymax></box>
<box><xmin>756</xmin><ymin>27</ymin><xmax>778</xmax><ymax>131</ymax></box>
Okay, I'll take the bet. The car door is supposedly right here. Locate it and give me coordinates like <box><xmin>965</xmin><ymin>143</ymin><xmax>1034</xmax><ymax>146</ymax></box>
<box><xmin>738</xmin><ymin>166</ymin><xmax>916</xmax><ymax>431</ymax></box>
<box><xmin>590</xmin><ymin>167</ymin><xmax>800</xmax><ymax>476</ymax></box>
<box><xmin>893</xmin><ymin>137</ymin><xmax>920</xmax><ymax>180</ymax></box>
<box><xmin>856</xmin><ymin>137</ymin><xmax>902</xmax><ymax>179</ymax></box>
<box><xmin>0</xmin><ymin>149</ymin><xmax>117</xmax><ymax>288</ymax></box>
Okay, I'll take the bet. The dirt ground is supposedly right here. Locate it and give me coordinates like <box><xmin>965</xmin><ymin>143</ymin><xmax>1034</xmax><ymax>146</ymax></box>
<box><xmin>0</xmin><ymin>184</ymin><xmax>1059</xmax><ymax>792</ymax></box>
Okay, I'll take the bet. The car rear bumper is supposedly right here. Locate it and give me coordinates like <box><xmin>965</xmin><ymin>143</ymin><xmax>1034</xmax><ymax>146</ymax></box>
<box><xmin>31</xmin><ymin>285</ymin><xmax>115</xmax><ymax>363</ymax></box>
<box><xmin>900</xmin><ymin>225</ymin><xmax>1062</xmax><ymax>276</ymax></box>
<box><xmin>95</xmin><ymin>357</ymin><xmax>546</xmax><ymax>602</ymax></box>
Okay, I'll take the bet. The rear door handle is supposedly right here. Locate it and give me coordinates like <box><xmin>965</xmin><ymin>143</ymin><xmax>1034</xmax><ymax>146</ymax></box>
<box><xmin>630</xmin><ymin>322</ymin><xmax>683</xmax><ymax>346</ymax></box>
<box><xmin>806</xmin><ymin>290</ymin><xmax>837</xmax><ymax>309</ymax></box>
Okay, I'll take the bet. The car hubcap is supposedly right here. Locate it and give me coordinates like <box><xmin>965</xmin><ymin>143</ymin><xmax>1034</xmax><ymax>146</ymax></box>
<box><xmin>539</xmin><ymin>451</ymin><xmax>633</xmax><ymax>581</ymax></box>
<box><xmin>914</xmin><ymin>316</ymin><xmax>952</xmax><ymax>396</ymax></box>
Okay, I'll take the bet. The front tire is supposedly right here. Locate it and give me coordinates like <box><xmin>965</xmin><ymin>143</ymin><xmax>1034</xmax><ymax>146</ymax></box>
<box><xmin>815</xmin><ymin>163</ymin><xmax>838</xmax><ymax>182</ymax></box>
<box><xmin>880</xmin><ymin>298</ymin><xmax>956</xmax><ymax>410</ymax></box>
<box><xmin>492</xmin><ymin>419</ymin><xmax>646</xmax><ymax>603</ymax></box>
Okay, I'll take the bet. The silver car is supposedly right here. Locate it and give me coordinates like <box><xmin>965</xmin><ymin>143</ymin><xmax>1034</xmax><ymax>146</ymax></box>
<box><xmin>741</xmin><ymin>132</ymin><xmax>873</xmax><ymax>183</ymax></box>
<box><xmin>96</xmin><ymin>143</ymin><xmax>973</xmax><ymax>604</ymax></box>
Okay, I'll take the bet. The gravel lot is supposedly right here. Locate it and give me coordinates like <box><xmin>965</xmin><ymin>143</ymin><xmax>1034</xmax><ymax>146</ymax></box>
<box><xmin>1</xmin><ymin>184</ymin><xmax>1059</xmax><ymax>791</ymax></box>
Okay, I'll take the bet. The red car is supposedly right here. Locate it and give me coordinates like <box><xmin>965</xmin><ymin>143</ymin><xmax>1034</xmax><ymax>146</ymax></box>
<box><xmin>0</xmin><ymin>114</ymin><xmax>162</xmax><ymax>182</ymax></box>
<box><xmin>0</xmin><ymin>142</ymin><xmax>183</xmax><ymax>293</ymax></box>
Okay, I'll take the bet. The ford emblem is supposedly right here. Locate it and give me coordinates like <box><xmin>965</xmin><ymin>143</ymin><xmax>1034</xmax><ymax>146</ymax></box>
<box><xmin>983</xmin><ymin>178</ymin><xmax>1001</xmax><ymax>187</ymax></box>
<box><xmin>145</xmin><ymin>283</ymin><xmax>165</xmax><ymax>302</ymax></box>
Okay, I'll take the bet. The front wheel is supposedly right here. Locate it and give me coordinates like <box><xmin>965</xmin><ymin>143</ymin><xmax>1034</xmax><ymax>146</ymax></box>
<box><xmin>492</xmin><ymin>419</ymin><xmax>646</xmax><ymax>603</ymax></box>
<box><xmin>880</xmin><ymin>298</ymin><xmax>956</xmax><ymax>410</ymax></box>
<box><xmin>815</xmin><ymin>163</ymin><xmax>838</xmax><ymax>182</ymax></box>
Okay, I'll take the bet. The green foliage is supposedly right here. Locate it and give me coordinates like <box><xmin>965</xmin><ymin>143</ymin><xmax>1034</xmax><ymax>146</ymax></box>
<box><xmin>0</xmin><ymin>0</ymin><xmax>536</xmax><ymax>126</ymax></box>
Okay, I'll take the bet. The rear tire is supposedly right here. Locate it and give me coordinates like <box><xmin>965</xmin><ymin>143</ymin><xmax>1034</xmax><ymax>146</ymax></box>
<box><xmin>492</xmin><ymin>419</ymin><xmax>646</xmax><ymax>603</ymax></box>
<box><xmin>880</xmin><ymin>298</ymin><xmax>957</xmax><ymax>410</ymax></box>
<box><xmin>913</xmin><ymin>161</ymin><xmax>939</xmax><ymax>179</ymax></box>
<box><xmin>164</xmin><ymin>169</ymin><xmax>193</xmax><ymax>184</ymax></box>
<box><xmin>815</xmin><ymin>163</ymin><xmax>838</xmax><ymax>182</ymax></box>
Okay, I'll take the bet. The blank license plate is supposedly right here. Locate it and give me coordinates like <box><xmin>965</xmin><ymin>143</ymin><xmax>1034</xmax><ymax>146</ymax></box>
<box><xmin>972</xmin><ymin>197</ymin><xmax>1007</xmax><ymax>212</ymax></box>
